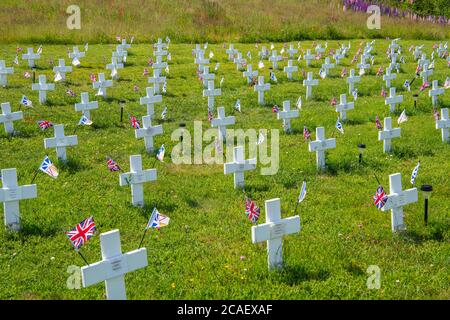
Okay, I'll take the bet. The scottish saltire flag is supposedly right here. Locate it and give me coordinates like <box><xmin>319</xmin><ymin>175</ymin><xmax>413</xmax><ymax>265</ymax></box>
<box><xmin>303</xmin><ymin>126</ymin><xmax>311</xmax><ymax>141</ymax></box>
<box><xmin>72</xmin><ymin>57</ymin><xmax>80</xmax><ymax>66</ymax></box>
<box><xmin>156</xmin><ymin>144</ymin><xmax>165</xmax><ymax>162</ymax></box>
<box><xmin>373</xmin><ymin>186</ymin><xmax>388</xmax><ymax>210</ymax></box>
<box><xmin>38</xmin><ymin>120</ymin><xmax>53</xmax><ymax>130</ymax></box>
<box><xmin>272</xmin><ymin>105</ymin><xmax>279</xmax><ymax>113</ymax></box>
<box><xmin>39</xmin><ymin>156</ymin><xmax>58</xmax><ymax>178</ymax></box>
<box><xmin>296</xmin><ymin>96</ymin><xmax>302</xmax><ymax>109</ymax></box>
<box><xmin>398</xmin><ymin>109</ymin><xmax>408</xmax><ymax>124</ymax></box>
<box><xmin>298</xmin><ymin>180</ymin><xmax>307</xmax><ymax>203</ymax></box>
<box><xmin>145</xmin><ymin>208</ymin><xmax>170</xmax><ymax>230</ymax></box>
<box><xmin>245</xmin><ymin>198</ymin><xmax>260</xmax><ymax>224</ymax></box>
<box><xmin>161</xmin><ymin>107</ymin><xmax>167</xmax><ymax>120</ymax></box>
<box><xmin>20</xmin><ymin>95</ymin><xmax>32</xmax><ymax>107</ymax></box>
<box><xmin>410</xmin><ymin>162</ymin><xmax>420</xmax><ymax>185</ymax></box>
<box><xmin>66</xmin><ymin>217</ymin><xmax>96</xmax><ymax>250</ymax></box>
<box><xmin>107</xmin><ymin>158</ymin><xmax>121</xmax><ymax>172</ymax></box>
<box><xmin>130</xmin><ymin>116</ymin><xmax>141</xmax><ymax>129</ymax></box>
<box><xmin>78</xmin><ymin>115</ymin><xmax>93</xmax><ymax>126</ymax></box>
<box><xmin>336</xmin><ymin>117</ymin><xmax>344</xmax><ymax>134</ymax></box>
<box><xmin>376</xmin><ymin>115</ymin><xmax>383</xmax><ymax>130</ymax></box>
<box><xmin>235</xmin><ymin>99</ymin><xmax>241</xmax><ymax>112</ymax></box>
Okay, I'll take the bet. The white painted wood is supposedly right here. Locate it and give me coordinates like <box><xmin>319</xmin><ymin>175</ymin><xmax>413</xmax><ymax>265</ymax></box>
<box><xmin>385</xmin><ymin>87</ymin><xmax>403</xmax><ymax>112</ymax></box>
<box><xmin>436</xmin><ymin>108</ymin><xmax>450</xmax><ymax>143</ymax></box>
<box><xmin>243</xmin><ymin>64</ymin><xmax>258</xmax><ymax>84</ymax></box>
<box><xmin>75</xmin><ymin>92</ymin><xmax>98</xmax><ymax>119</ymax></box>
<box><xmin>269</xmin><ymin>50</ymin><xmax>282</xmax><ymax>69</ymax></box>
<box><xmin>223</xmin><ymin>146</ymin><xmax>256</xmax><ymax>189</ymax></box>
<box><xmin>52</xmin><ymin>59</ymin><xmax>72</xmax><ymax>81</ymax></box>
<box><xmin>335</xmin><ymin>94</ymin><xmax>354</xmax><ymax>121</ymax></box>
<box><xmin>254</xmin><ymin>76</ymin><xmax>270</xmax><ymax>105</ymax></box>
<box><xmin>308</xmin><ymin>127</ymin><xmax>336</xmax><ymax>170</ymax></box>
<box><xmin>0</xmin><ymin>60</ymin><xmax>14</xmax><ymax>86</ymax></box>
<box><xmin>93</xmin><ymin>73</ymin><xmax>113</xmax><ymax>98</ymax></box>
<box><xmin>203</xmin><ymin>80</ymin><xmax>221</xmax><ymax>111</ymax></box>
<box><xmin>346</xmin><ymin>69</ymin><xmax>360</xmax><ymax>95</ymax></box>
<box><xmin>211</xmin><ymin>107</ymin><xmax>235</xmax><ymax>142</ymax></box>
<box><xmin>22</xmin><ymin>48</ymin><xmax>40</xmax><ymax>68</ymax></box>
<box><xmin>135</xmin><ymin>116</ymin><xmax>163</xmax><ymax>153</ymax></box>
<box><xmin>383</xmin><ymin>68</ymin><xmax>397</xmax><ymax>88</ymax></box>
<box><xmin>283</xmin><ymin>60</ymin><xmax>298</xmax><ymax>80</ymax></box>
<box><xmin>303</xmin><ymin>49</ymin><xmax>314</xmax><ymax>67</ymax></box>
<box><xmin>302</xmin><ymin>72</ymin><xmax>318</xmax><ymax>100</ymax></box>
<box><xmin>378</xmin><ymin>117</ymin><xmax>401</xmax><ymax>153</ymax></box>
<box><xmin>0</xmin><ymin>102</ymin><xmax>23</xmax><ymax>134</ymax></box>
<box><xmin>31</xmin><ymin>75</ymin><xmax>55</xmax><ymax>104</ymax></box>
<box><xmin>429</xmin><ymin>80</ymin><xmax>444</xmax><ymax>106</ymax></box>
<box><xmin>277</xmin><ymin>100</ymin><xmax>299</xmax><ymax>133</ymax></box>
<box><xmin>140</xmin><ymin>87</ymin><xmax>162</xmax><ymax>117</ymax></box>
<box><xmin>44</xmin><ymin>124</ymin><xmax>78</xmax><ymax>161</ymax></box>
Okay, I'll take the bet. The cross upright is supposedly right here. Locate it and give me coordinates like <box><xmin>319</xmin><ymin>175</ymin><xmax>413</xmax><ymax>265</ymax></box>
<box><xmin>315</xmin><ymin>44</ymin><xmax>325</xmax><ymax>54</ymax></box>
<box><xmin>287</xmin><ymin>44</ymin><xmax>298</xmax><ymax>59</ymax></box>
<box><xmin>120</xmin><ymin>38</ymin><xmax>132</xmax><ymax>51</ymax></box>
<box><xmin>201</xmin><ymin>66</ymin><xmax>215</xmax><ymax>88</ymax></box>
<box><xmin>385</xmin><ymin>87</ymin><xmax>403</xmax><ymax>112</ymax></box>
<box><xmin>378</xmin><ymin>117</ymin><xmax>401</xmax><ymax>153</ymax></box>
<box><xmin>383</xmin><ymin>68</ymin><xmax>397</xmax><ymax>88</ymax></box>
<box><xmin>303</xmin><ymin>49</ymin><xmax>314</xmax><ymax>67</ymax></box>
<box><xmin>413</xmin><ymin>46</ymin><xmax>423</xmax><ymax>60</ymax></box>
<box><xmin>195</xmin><ymin>50</ymin><xmax>209</xmax><ymax>73</ymax></box>
<box><xmin>153</xmin><ymin>47</ymin><xmax>168</xmax><ymax>59</ymax></box>
<box><xmin>75</xmin><ymin>92</ymin><xmax>98</xmax><ymax>119</ymax></box>
<box><xmin>211</xmin><ymin>106</ymin><xmax>235</xmax><ymax>142</ymax></box>
<box><xmin>0</xmin><ymin>168</ymin><xmax>37</xmax><ymax>231</ymax></box>
<box><xmin>243</xmin><ymin>64</ymin><xmax>258</xmax><ymax>84</ymax></box>
<box><xmin>52</xmin><ymin>59</ymin><xmax>72</xmax><ymax>81</ymax></box>
<box><xmin>436</xmin><ymin>108</ymin><xmax>450</xmax><ymax>143</ymax></box>
<box><xmin>347</xmin><ymin>69</ymin><xmax>361</xmax><ymax>94</ymax></box>
<box><xmin>0</xmin><ymin>102</ymin><xmax>23</xmax><ymax>134</ymax></box>
<box><xmin>44</xmin><ymin>124</ymin><xmax>78</xmax><ymax>161</ymax></box>
<box><xmin>429</xmin><ymin>80</ymin><xmax>444</xmax><ymax>106</ymax></box>
<box><xmin>381</xmin><ymin>173</ymin><xmax>418</xmax><ymax>232</ymax></box>
<box><xmin>226</xmin><ymin>44</ymin><xmax>238</xmax><ymax>61</ymax></box>
<box><xmin>0</xmin><ymin>60</ymin><xmax>14</xmax><ymax>87</ymax></box>
<box><xmin>68</xmin><ymin>46</ymin><xmax>86</xmax><ymax>63</ymax></box>
<box><xmin>93</xmin><ymin>73</ymin><xmax>113</xmax><ymax>98</ymax></box>
<box><xmin>269</xmin><ymin>50</ymin><xmax>283</xmax><ymax>69</ymax></box>
<box><xmin>152</xmin><ymin>55</ymin><xmax>167</xmax><ymax>75</ymax></box>
<box><xmin>420</xmin><ymin>63</ymin><xmax>433</xmax><ymax>83</ymax></box>
<box><xmin>277</xmin><ymin>100</ymin><xmax>299</xmax><ymax>133</ymax></box>
<box><xmin>283</xmin><ymin>60</ymin><xmax>298</xmax><ymax>80</ymax></box>
<box><xmin>193</xmin><ymin>44</ymin><xmax>202</xmax><ymax>59</ymax></box>
<box><xmin>148</xmin><ymin>69</ymin><xmax>166</xmax><ymax>95</ymax></box>
<box><xmin>112</xmin><ymin>46</ymin><xmax>128</xmax><ymax>64</ymax></box>
<box><xmin>357</xmin><ymin>56</ymin><xmax>370</xmax><ymax>72</ymax></box>
<box><xmin>140</xmin><ymin>87</ymin><xmax>162</xmax><ymax>117</ymax></box>
<box><xmin>335</xmin><ymin>94</ymin><xmax>354</xmax><ymax>121</ymax></box>
<box><xmin>32</xmin><ymin>75</ymin><xmax>55</xmax><ymax>104</ymax></box>
<box><xmin>135</xmin><ymin>116</ymin><xmax>163</xmax><ymax>153</ymax></box>
<box><xmin>254</xmin><ymin>76</ymin><xmax>270</xmax><ymax>105</ymax></box>
<box><xmin>81</xmin><ymin>229</ymin><xmax>148</xmax><ymax>300</ymax></box>
<box><xmin>303</xmin><ymin>72</ymin><xmax>318</xmax><ymax>100</ymax></box>
<box><xmin>119</xmin><ymin>155</ymin><xmax>157</xmax><ymax>207</ymax></box>
<box><xmin>251</xmin><ymin>198</ymin><xmax>301</xmax><ymax>270</ymax></box>
<box><xmin>308</xmin><ymin>127</ymin><xmax>336</xmax><ymax>170</ymax></box>
<box><xmin>223</xmin><ymin>146</ymin><xmax>256</xmax><ymax>189</ymax></box>
<box><xmin>154</xmin><ymin>38</ymin><xmax>168</xmax><ymax>52</ymax></box>
<box><xmin>234</xmin><ymin>52</ymin><xmax>246</xmax><ymax>70</ymax></box>
<box><xmin>321</xmin><ymin>57</ymin><xmax>334</xmax><ymax>77</ymax></box>
<box><xmin>203</xmin><ymin>80</ymin><xmax>221</xmax><ymax>111</ymax></box>
<box><xmin>418</xmin><ymin>54</ymin><xmax>429</xmax><ymax>67</ymax></box>
<box><xmin>333</xmin><ymin>49</ymin><xmax>345</xmax><ymax>65</ymax></box>
<box><xmin>106</xmin><ymin>57</ymin><xmax>124</xmax><ymax>79</ymax></box>
<box><xmin>22</xmin><ymin>48</ymin><xmax>40</xmax><ymax>68</ymax></box>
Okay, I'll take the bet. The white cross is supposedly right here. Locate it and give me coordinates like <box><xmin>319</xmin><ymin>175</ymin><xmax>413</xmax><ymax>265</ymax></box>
<box><xmin>437</xmin><ymin>43</ymin><xmax>446</xmax><ymax>57</ymax></box>
<box><xmin>140</xmin><ymin>87</ymin><xmax>162</xmax><ymax>117</ymax></box>
<box><xmin>31</xmin><ymin>75</ymin><xmax>55</xmax><ymax>104</ymax></box>
<box><xmin>321</xmin><ymin>57</ymin><xmax>334</xmax><ymax>76</ymax></box>
<box><xmin>385</xmin><ymin>87</ymin><xmax>403</xmax><ymax>112</ymax></box>
<box><xmin>287</xmin><ymin>44</ymin><xmax>298</xmax><ymax>59</ymax></box>
<box><xmin>436</xmin><ymin>108</ymin><xmax>450</xmax><ymax>143</ymax></box>
<box><xmin>201</xmin><ymin>66</ymin><xmax>215</xmax><ymax>88</ymax></box>
<box><xmin>302</xmin><ymin>72</ymin><xmax>318</xmax><ymax>100</ymax></box>
<box><xmin>153</xmin><ymin>48</ymin><xmax>168</xmax><ymax>59</ymax></box>
<box><xmin>226</xmin><ymin>44</ymin><xmax>238</xmax><ymax>60</ymax></box>
<box><xmin>154</xmin><ymin>38</ymin><xmax>167</xmax><ymax>52</ymax></box>
<box><xmin>81</xmin><ymin>229</ymin><xmax>148</xmax><ymax>300</ymax></box>
<box><xmin>68</xmin><ymin>46</ymin><xmax>86</xmax><ymax>62</ymax></box>
<box><xmin>93</xmin><ymin>73</ymin><xmax>113</xmax><ymax>98</ymax></box>
<box><xmin>277</xmin><ymin>100</ymin><xmax>299</xmax><ymax>133</ymax></box>
<box><xmin>413</xmin><ymin>46</ymin><xmax>423</xmax><ymax>60</ymax></box>
<box><xmin>243</xmin><ymin>64</ymin><xmax>258</xmax><ymax>84</ymax></box>
<box><xmin>383</xmin><ymin>68</ymin><xmax>397</xmax><ymax>88</ymax></box>
<box><xmin>203</xmin><ymin>80</ymin><xmax>221</xmax><ymax>111</ymax></box>
<box><xmin>381</xmin><ymin>173</ymin><xmax>418</xmax><ymax>232</ymax></box>
<box><xmin>357</xmin><ymin>56</ymin><xmax>370</xmax><ymax>71</ymax></box>
<box><xmin>315</xmin><ymin>44</ymin><xmax>325</xmax><ymax>54</ymax></box>
<box><xmin>421</xmin><ymin>63</ymin><xmax>433</xmax><ymax>83</ymax></box>
<box><xmin>22</xmin><ymin>48</ymin><xmax>40</xmax><ymax>68</ymax></box>
<box><xmin>0</xmin><ymin>168</ymin><xmax>37</xmax><ymax>231</ymax></box>
<box><xmin>283</xmin><ymin>60</ymin><xmax>298</xmax><ymax>80</ymax></box>
<box><xmin>269</xmin><ymin>50</ymin><xmax>283</xmax><ymax>69</ymax></box>
<box><xmin>211</xmin><ymin>106</ymin><xmax>235</xmax><ymax>142</ymax></box>
<box><xmin>52</xmin><ymin>59</ymin><xmax>72</xmax><ymax>81</ymax></box>
<box><xmin>259</xmin><ymin>46</ymin><xmax>269</xmax><ymax>59</ymax></box>
<box><xmin>194</xmin><ymin>51</ymin><xmax>209</xmax><ymax>72</ymax></box>
<box><xmin>120</xmin><ymin>39</ymin><xmax>132</xmax><ymax>50</ymax></box>
<box><xmin>234</xmin><ymin>52</ymin><xmax>246</xmax><ymax>70</ymax></box>
<box><xmin>135</xmin><ymin>116</ymin><xmax>163</xmax><ymax>153</ymax></box>
<box><xmin>251</xmin><ymin>198</ymin><xmax>300</xmax><ymax>270</ymax></box>
<box><xmin>390</xmin><ymin>48</ymin><xmax>398</xmax><ymax>65</ymax></box>
<box><xmin>303</xmin><ymin>49</ymin><xmax>314</xmax><ymax>67</ymax></box>
<box><xmin>148</xmin><ymin>62</ymin><xmax>166</xmax><ymax>95</ymax></box>
<box><xmin>418</xmin><ymin>54</ymin><xmax>429</xmax><ymax>67</ymax></box>
<box><xmin>106</xmin><ymin>57</ymin><xmax>124</xmax><ymax>79</ymax></box>
<box><xmin>119</xmin><ymin>155</ymin><xmax>157</xmax><ymax>207</ymax></box>
<box><xmin>308</xmin><ymin>127</ymin><xmax>336</xmax><ymax>170</ymax></box>
<box><xmin>75</xmin><ymin>92</ymin><xmax>98</xmax><ymax>119</ymax></box>
<box><xmin>0</xmin><ymin>60</ymin><xmax>14</xmax><ymax>87</ymax></box>
<box><xmin>254</xmin><ymin>76</ymin><xmax>270</xmax><ymax>105</ymax></box>
<box><xmin>347</xmin><ymin>69</ymin><xmax>361</xmax><ymax>95</ymax></box>
<box><xmin>193</xmin><ymin>44</ymin><xmax>202</xmax><ymax>59</ymax></box>
<box><xmin>0</xmin><ymin>102</ymin><xmax>23</xmax><ymax>134</ymax></box>
<box><xmin>333</xmin><ymin>49</ymin><xmax>345</xmax><ymax>65</ymax></box>
<box><xmin>378</xmin><ymin>117</ymin><xmax>401</xmax><ymax>153</ymax></box>
<box><xmin>112</xmin><ymin>46</ymin><xmax>127</xmax><ymax>64</ymax></box>
<box><xmin>44</xmin><ymin>124</ymin><xmax>78</xmax><ymax>161</ymax></box>
<box><xmin>335</xmin><ymin>94</ymin><xmax>354</xmax><ymax>121</ymax></box>
<box><xmin>429</xmin><ymin>80</ymin><xmax>444</xmax><ymax>106</ymax></box>
<box><xmin>223</xmin><ymin>146</ymin><xmax>256</xmax><ymax>189</ymax></box>
<box><xmin>152</xmin><ymin>55</ymin><xmax>167</xmax><ymax>74</ymax></box>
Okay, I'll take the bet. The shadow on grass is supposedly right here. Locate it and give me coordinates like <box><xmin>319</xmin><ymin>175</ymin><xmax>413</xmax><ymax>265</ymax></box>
<box><xmin>58</xmin><ymin>158</ymin><xmax>88</xmax><ymax>174</ymax></box>
<box><xmin>344</xmin><ymin>118</ymin><xmax>367</xmax><ymax>126</ymax></box>
<box><xmin>138</xmin><ymin>201</ymin><xmax>179</xmax><ymax>216</ymax></box>
<box><xmin>184</xmin><ymin>197</ymin><xmax>200</xmax><ymax>208</ymax></box>
<box><xmin>391</xmin><ymin>145</ymin><xmax>434</xmax><ymax>159</ymax></box>
<box><xmin>270</xmin><ymin>265</ymin><xmax>330</xmax><ymax>285</ymax></box>
<box><xmin>400</xmin><ymin>222</ymin><xmax>448</xmax><ymax>244</ymax></box>
<box><xmin>12</xmin><ymin>221</ymin><xmax>60</xmax><ymax>238</ymax></box>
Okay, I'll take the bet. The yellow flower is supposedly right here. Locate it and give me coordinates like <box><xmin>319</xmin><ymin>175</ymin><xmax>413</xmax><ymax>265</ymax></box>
<box><xmin>171</xmin><ymin>283</ymin><xmax>176</xmax><ymax>288</ymax></box>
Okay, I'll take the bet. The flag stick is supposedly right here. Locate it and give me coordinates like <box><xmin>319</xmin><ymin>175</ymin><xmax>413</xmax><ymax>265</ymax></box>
<box><xmin>120</xmin><ymin>106</ymin><xmax>124</xmax><ymax>123</ymax></box>
<box><xmin>77</xmin><ymin>251</ymin><xmax>89</xmax><ymax>266</ymax></box>
<box><xmin>152</xmin><ymin>158</ymin><xmax>158</xmax><ymax>168</ymax></box>
<box><xmin>30</xmin><ymin>170</ymin><xmax>39</xmax><ymax>184</ymax></box>
<box><xmin>138</xmin><ymin>228</ymin><xmax>148</xmax><ymax>249</ymax></box>
<box><xmin>374</xmin><ymin>174</ymin><xmax>382</xmax><ymax>186</ymax></box>
<box><xmin>72</xmin><ymin>125</ymin><xmax>79</xmax><ymax>136</ymax></box>
<box><xmin>293</xmin><ymin>201</ymin><xmax>300</xmax><ymax>216</ymax></box>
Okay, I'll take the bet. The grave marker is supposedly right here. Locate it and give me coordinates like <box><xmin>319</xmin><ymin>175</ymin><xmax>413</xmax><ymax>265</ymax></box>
<box><xmin>378</xmin><ymin>117</ymin><xmax>401</xmax><ymax>153</ymax></box>
<box><xmin>269</xmin><ymin>50</ymin><xmax>282</xmax><ymax>69</ymax></box>
<box><xmin>429</xmin><ymin>80</ymin><xmax>444</xmax><ymax>106</ymax></box>
<box><xmin>385</xmin><ymin>87</ymin><xmax>403</xmax><ymax>112</ymax></box>
<box><xmin>0</xmin><ymin>60</ymin><xmax>14</xmax><ymax>87</ymax></box>
<box><xmin>211</xmin><ymin>107</ymin><xmax>235</xmax><ymax>142</ymax></box>
<box><xmin>203</xmin><ymin>80</ymin><xmax>221</xmax><ymax>111</ymax></box>
<box><xmin>52</xmin><ymin>59</ymin><xmax>72</xmax><ymax>81</ymax></box>
<box><xmin>223</xmin><ymin>146</ymin><xmax>256</xmax><ymax>189</ymax></box>
<box><xmin>302</xmin><ymin>72</ymin><xmax>318</xmax><ymax>100</ymax></box>
<box><xmin>335</xmin><ymin>94</ymin><xmax>354</xmax><ymax>121</ymax></box>
<box><xmin>346</xmin><ymin>69</ymin><xmax>361</xmax><ymax>95</ymax></box>
<box><xmin>93</xmin><ymin>73</ymin><xmax>113</xmax><ymax>98</ymax></box>
<box><xmin>44</xmin><ymin>124</ymin><xmax>78</xmax><ymax>161</ymax></box>
<box><xmin>383</xmin><ymin>68</ymin><xmax>397</xmax><ymax>88</ymax></box>
<box><xmin>436</xmin><ymin>108</ymin><xmax>450</xmax><ymax>143</ymax></box>
<box><xmin>135</xmin><ymin>116</ymin><xmax>163</xmax><ymax>153</ymax></box>
<box><xmin>243</xmin><ymin>64</ymin><xmax>258</xmax><ymax>84</ymax></box>
<box><xmin>22</xmin><ymin>48</ymin><xmax>40</xmax><ymax>68</ymax></box>
<box><xmin>283</xmin><ymin>60</ymin><xmax>298</xmax><ymax>80</ymax></box>
<box><xmin>0</xmin><ymin>102</ymin><xmax>23</xmax><ymax>134</ymax></box>
<box><xmin>140</xmin><ymin>87</ymin><xmax>162</xmax><ymax>117</ymax></box>
<box><xmin>254</xmin><ymin>76</ymin><xmax>270</xmax><ymax>105</ymax></box>
<box><xmin>31</xmin><ymin>75</ymin><xmax>55</xmax><ymax>104</ymax></box>
<box><xmin>75</xmin><ymin>92</ymin><xmax>98</xmax><ymax>119</ymax></box>
<box><xmin>308</xmin><ymin>127</ymin><xmax>336</xmax><ymax>170</ymax></box>
<box><xmin>277</xmin><ymin>100</ymin><xmax>299</xmax><ymax>133</ymax></box>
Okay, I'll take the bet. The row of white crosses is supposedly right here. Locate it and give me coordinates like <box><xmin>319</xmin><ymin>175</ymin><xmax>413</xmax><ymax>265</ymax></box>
<box><xmin>0</xmin><ymin>60</ymin><xmax>14</xmax><ymax>87</ymax></box>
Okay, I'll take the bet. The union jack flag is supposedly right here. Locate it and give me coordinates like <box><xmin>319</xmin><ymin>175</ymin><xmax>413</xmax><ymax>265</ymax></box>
<box><xmin>420</xmin><ymin>81</ymin><xmax>430</xmax><ymax>91</ymax></box>
<box><xmin>330</xmin><ymin>97</ymin><xmax>337</xmax><ymax>106</ymax></box>
<box><xmin>107</xmin><ymin>158</ymin><xmax>121</xmax><ymax>172</ymax></box>
<box><xmin>376</xmin><ymin>115</ymin><xmax>383</xmax><ymax>130</ymax></box>
<box><xmin>89</xmin><ymin>73</ymin><xmax>96</xmax><ymax>82</ymax></box>
<box><xmin>245</xmin><ymin>198</ymin><xmax>260</xmax><ymax>224</ymax></box>
<box><xmin>130</xmin><ymin>115</ymin><xmax>141</xmax><ymax>129</ymax></box>
<box><xmin>66</xmin><ymin>89</ymin><xmax>76</xmax><ymax>97</ymax></box>
<box><xmin>66</xmin><ymin>217</ymin><xmax>97</xmax><ymax>250</ymax></box>
<box><xmin>303</xmin><ymin>126</ymin><xmax>311</xmax><ymax>141</ymax></box>
<box><xmin>373</xmin><ymin>186</ymin><xmax>388</xmax><ymax>210</ymax></box>
<box><xmin>272</xmin><ymin>105</ymin><xmax>279</xmax><ymax>113</ymax></box>
<box><xmin>38</xmin><ymin>120</ymin><xmax>53</xmax><ymax>131</ymax></box>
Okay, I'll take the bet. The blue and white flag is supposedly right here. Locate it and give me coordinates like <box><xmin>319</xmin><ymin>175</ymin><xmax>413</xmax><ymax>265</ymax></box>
<box><xmin>410</xmin><ymin>161</ymin><xmax>420</xmax><ymax>185</ymax></box>
<box><xmin>156</xmin><ymin>144</ymin><xmax>165</xmax><ymax>162</ymax></box>
<box><xmin>336</xmin><ymin>117</ymin><xmax>344</xmax><ymax>134</ymax></box>
<box><xmin>161</xmin><ymin>107</ymin><xmax>167</xmax><ymax>120</ymax></box>
<box><xmin>298</xmin><ymin>180</ymin><xmax>307</xmax><ymax>203</ymax></box>
<box><xmin>404</xmin><ymin>80</ymin><xmax>411</xmax><ymax>91</ymax></box>
<box><xmin>270</xmin><ymin>71</ymin><xmax>277</xmax><ymax>82</ymax></box>
<box><xmin>39</xmin><ymin>156</ymin><xmax>59</xmax><ymax>178</ymax></box>
<box><xmin>235</xmin><ymin>99</ymin><xmax>241</xmax><ymax>112</ymax></box>
<box><xmin>78</xmin><ymin>115</ymin><xmax>93</xmax><ymax>126</ymax></box>
<box><xmin>145</xmin><ymin>208</ymin><xmax>170</xmax><ymax>230</ymax></box>
<box><xmin>352</xmin><ymin>89</ymin><xmax>358</xmax><ymax>100</ymax></box>
<box><xmin>20</xmin><ymin>95</ymin><xmax>32</xmax><ymax>107</ymax></box>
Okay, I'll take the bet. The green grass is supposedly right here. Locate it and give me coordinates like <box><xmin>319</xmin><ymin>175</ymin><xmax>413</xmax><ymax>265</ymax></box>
<box><xmin>0</xmin><ymin>40</ymin><xmax>449</xmax><ymax>300</ymax></box>
<box><xmin>0</xmin><ymin>0</ymin><xmax>449</xmax><ymax>44</ymax></box>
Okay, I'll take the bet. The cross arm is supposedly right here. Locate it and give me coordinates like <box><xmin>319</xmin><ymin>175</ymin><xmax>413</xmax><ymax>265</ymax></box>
<box><xmin>251</xmin><ymin>216</ymin><xmax>300</xmax><ymax>243</ymax></box>
<box><xmin>381</xmin><ymin>188</ymin><xmax>418</xmax><ymax>211</ymax></box>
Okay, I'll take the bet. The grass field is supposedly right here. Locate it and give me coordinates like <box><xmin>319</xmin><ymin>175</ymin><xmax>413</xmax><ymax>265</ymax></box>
<box><xmin>0</xmin><ymin>40</ymin><xmax>449</xmax><ymax>300</ymax></box>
